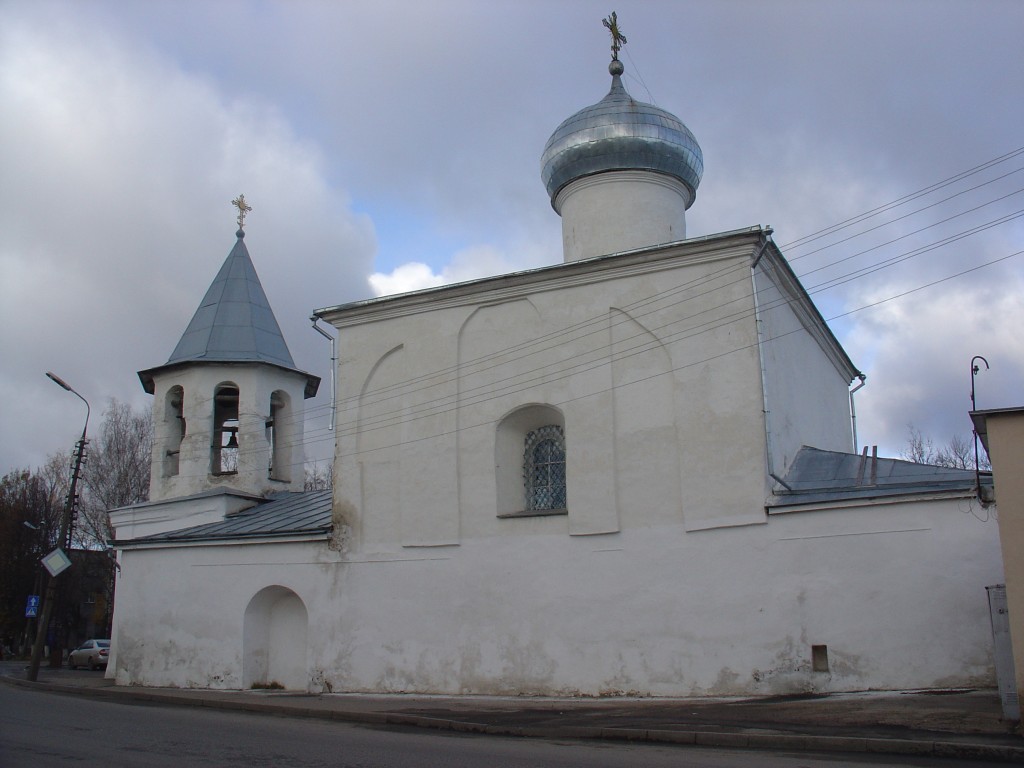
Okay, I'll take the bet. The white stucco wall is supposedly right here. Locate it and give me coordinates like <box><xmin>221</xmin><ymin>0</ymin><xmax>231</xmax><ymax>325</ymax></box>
<box><xmin>111</xmin><ymin>231</ymin><xmax>925</xmax><ymax>697</ymax></box>
<box><xmin>330</xmin><ymin>233</ymin><xmax>785</xmax><ymax>543</ymax></box>
<box><xmin>109</xmin><ymin>495</ymin><xmax>1002</xmax><ymax>695</ymax></box>
<box><xmin>752</xmin><ymin>257</ymin><xmax>858</xmax><ymax>475</ymax></box>
<box><xmin>108</xmin><ymin>491</ymin><xmax>261</xmax><ymax>541</ymax></box>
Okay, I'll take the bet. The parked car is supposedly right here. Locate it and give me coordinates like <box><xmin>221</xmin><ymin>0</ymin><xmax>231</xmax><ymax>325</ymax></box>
<box><xmin>68</xmin><ymin>639</ymin><xmax>110</xmax><ymax>670</ymax></box>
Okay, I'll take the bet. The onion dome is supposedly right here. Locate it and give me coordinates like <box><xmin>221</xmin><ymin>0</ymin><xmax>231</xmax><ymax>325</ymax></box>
<box><xmin>541</xmin><ymin>59</ymin><xmax>703</xmax><ymax>210</ymax></box>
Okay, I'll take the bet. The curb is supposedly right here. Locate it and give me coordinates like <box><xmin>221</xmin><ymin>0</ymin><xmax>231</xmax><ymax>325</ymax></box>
<box><xmin>4</xmin><ymin>675</ymin><xmax>1023</xmax><ymax>763</ymax></box>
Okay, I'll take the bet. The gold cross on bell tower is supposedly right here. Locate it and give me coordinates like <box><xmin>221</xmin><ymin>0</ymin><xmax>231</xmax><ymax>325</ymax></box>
<box><xmin>231</xmin><ymin>194</ymin><xmax>252</xmax><ymax>230</ymax></box>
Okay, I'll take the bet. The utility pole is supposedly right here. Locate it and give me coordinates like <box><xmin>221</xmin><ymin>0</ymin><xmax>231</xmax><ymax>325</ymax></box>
<box><xmin>27</xmin><ymin>373</ymin><xmax>89</xmax><ymax>682</ymax></box>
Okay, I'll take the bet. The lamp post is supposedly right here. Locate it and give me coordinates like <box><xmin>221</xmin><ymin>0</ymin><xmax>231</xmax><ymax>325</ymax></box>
<box><xmin>970</xmin><ymin>356</ymin><xmax>989</xmax><ymax>500</ymax></box>
<box><xmin>27</xmin><ymin>372</ymin><xmax>90</xmax><ymax>681</ymax></box>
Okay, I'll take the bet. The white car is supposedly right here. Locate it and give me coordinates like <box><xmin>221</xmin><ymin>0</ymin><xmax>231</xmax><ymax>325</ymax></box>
<box><xmin>68</xmin><ymin>639</ymin><xmax>110</xmax><ymax>670</ymax></box>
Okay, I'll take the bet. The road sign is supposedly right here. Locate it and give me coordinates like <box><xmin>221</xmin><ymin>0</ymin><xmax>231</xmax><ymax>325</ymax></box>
<box><xmin>42</xmin><ymin>547</ymin><xmax>72</xmax><ymax>577</ymax></box>
<box><xmin>25</xmin><ymin>595</ymin><xmax>40</xmax><ymax>617</ymax></box>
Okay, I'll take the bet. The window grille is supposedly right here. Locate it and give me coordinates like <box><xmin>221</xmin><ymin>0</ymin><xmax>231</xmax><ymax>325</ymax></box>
<box><xmin>524</xmin><ymin>425</ymin><xmax>566</xmax><ymax>510</ymax></box>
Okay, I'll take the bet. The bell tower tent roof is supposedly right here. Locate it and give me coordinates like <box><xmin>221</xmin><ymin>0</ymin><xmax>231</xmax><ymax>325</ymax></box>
<box><xmin>167</xmin><ymin>229</ymin><xmax>295</xmax><ymax>368</ymax></box>
<box><xmin>138</xmin><ymin>213</ymin><xmax>319</xmax><ymax>398</ymax></box>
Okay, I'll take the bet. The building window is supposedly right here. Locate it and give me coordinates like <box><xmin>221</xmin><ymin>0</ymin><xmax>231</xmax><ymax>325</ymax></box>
<box><xmin>267</xmin><ymin>390</ymin><xmax>291</xmax><ymax>482</ymax></box>
<box><xmin>524</xmin><ymin>425</ymin><xmax>566</xmax><ymax>511</ymax></box>
<box><xmin>496</xmin><ymin>404</ymin><xmax>567</xmax><ymax>518</ymax></box>
<box><xmin>212</xmin><ymin>383</ymin><xmax>239</xmax><ymax>475</ymax></box>
<box><xmin>162</xmin><ymin>386</ymin><xmax>185</xmax><ymax>478</ymax></box>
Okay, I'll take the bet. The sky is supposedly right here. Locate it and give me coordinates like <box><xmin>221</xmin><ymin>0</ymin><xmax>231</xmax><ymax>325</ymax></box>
<box><xmin>1</xmin><ymin>0</ymin><xmax>1022</xmax><ymax>477</ymax></box>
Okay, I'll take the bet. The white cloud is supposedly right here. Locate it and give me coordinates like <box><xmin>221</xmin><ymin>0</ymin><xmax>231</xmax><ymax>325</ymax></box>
<box><xmin>0</xmin><ymin>7</ymin><xmax>375</xmax><ymax>473</ymax></box>
<box><xmin>843</xmin><ymin>276</ymin><xmax>1024</xmax><ymax>457</ymax></box>
<box><xmin>1</xmin><ymin>0</ymin><xmax>1022</xmax><ymax>478</ymax></box>
<box><xmin>370</xmin><ymin>242</ymin><xmax>553</xmax><ymax>297</ymax></box>
<box><xmin>369</xmin><ymin>262</ymin><xmax>446</xmax><ymax>296</ymax></box>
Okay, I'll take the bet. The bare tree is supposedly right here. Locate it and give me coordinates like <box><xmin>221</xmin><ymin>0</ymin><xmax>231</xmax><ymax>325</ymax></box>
<box><xmin>78</xmin><ymin>399</ymin><xmax>153</xmax><ymax>547</ymax></box>
<box><xmin>304</xmin><ymin>461</ymin><xmax>332</xmax><ymax>491</ymax></box>
<box><xmin>901</xmin><ymin>425</ymin><xmax>935</xmax><ymax>465</ymax></box>
<box><xmin>38</xmin><ymin>453</ymin><xmax>71</xmax><ymax>527</ymax></box>
<box><xmin>934</xmin><ymin>433</ymin><xmax>977</xmax><ymax>470</ymax></box>
<box><xmin>0</xmin><ymin>468</ymin><xmax>63</xmax><ymax>648</ymax></box>
<box><xmin>901</xmin><ymin>424</ymin><xmax>990</xmax><ymax>470</ymax></box>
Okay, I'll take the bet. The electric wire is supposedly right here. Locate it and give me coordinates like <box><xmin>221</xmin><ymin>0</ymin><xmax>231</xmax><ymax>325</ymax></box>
<box><xmin>176</xmin><ymin>217</ymin><xmax>1024</xmax><ymax>475</ymax></box>
<box><xmin>320</xmin><ymin>211</ymin><xmax>1024</xmax><ymax>442</ymax></box>
<box><xmin>289</xmin><ymin>248</ymin><xmax>1024</xmax><ymax>470</ymax></box>
<box><xmin>778</xmin><ymin>145</ymin><xmax>1024</xmax><ymax>250</ymax></box>
<box><xmin>270</xmin><ymin>152</ymin><xmax>1024</xmax><ymax>429</ymax></box>
<box><xmin>167</xmin><ymin>234</ymin><xmax>1022</xmax><ymax>481</ymax></box>
<box><xmin>152</xmin><ymin>148</ymin><xmax>1024</xmax><ymax>479</ymax></box>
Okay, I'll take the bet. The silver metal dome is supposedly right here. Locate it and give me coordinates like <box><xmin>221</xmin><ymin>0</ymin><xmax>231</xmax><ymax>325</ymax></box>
<box><xmin>541</xmin><ymin>64</ymin><xmax>703</xmax><ymax>209</ymax></box>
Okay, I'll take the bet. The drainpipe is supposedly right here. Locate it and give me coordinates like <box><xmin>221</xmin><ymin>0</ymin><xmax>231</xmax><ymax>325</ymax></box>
<box><xmin>750</xmin><ymin>232</ymin><xmax>776</xmax><ymax>485</ymax></box>
<box><xmin>849</xmin><ymin>374</ymin><xmax>867</xmax><ymax>454</ymax></box>
<box><xmin>310</xmin><ymin>317</ymin><xmax>336</xmax><ymax>431</ymax></box>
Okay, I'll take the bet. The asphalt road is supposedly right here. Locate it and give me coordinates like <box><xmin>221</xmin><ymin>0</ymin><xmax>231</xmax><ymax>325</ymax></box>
<box><xmin>0</xmin><ymin>684</ymin><xmax>1009</xmax><ymax>768</ymax></box>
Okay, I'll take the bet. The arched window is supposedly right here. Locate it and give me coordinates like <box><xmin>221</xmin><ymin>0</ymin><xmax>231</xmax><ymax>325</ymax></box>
<box><xmin>496</xmin><ymin>404</ymin><xmax>567</xmax><ymax>517</ymax></box>
<box><xmin>266</xmin><ymin>390</ymin><xmax>292</xmax><ymax>482</ymax></box>
<box><xmin>162</xmin><ymin>386</ymin><xmax>185</xmax><ymax>478</ymax></box>
<box><xmin>524</xmin><ymin>425</ymin><xmax>566</xmax><ymax>511</ymax></box>
<box><xmin>212</xmin><ymin>383</ymin><xmax>239</xmax><ymax>475</ymax></box>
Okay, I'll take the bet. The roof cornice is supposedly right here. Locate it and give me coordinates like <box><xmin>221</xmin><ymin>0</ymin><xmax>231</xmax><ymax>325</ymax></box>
<box><xmin>316</xmin><ymin>228</ymin><xmax>766</xmax><ymax>327</ymax></box>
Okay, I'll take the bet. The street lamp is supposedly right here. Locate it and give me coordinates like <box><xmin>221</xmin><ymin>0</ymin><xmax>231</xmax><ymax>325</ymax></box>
<box><xmin>27</xmin><ymin>372</ymin><xmax>90</xmax><ymax>682</ymax></box>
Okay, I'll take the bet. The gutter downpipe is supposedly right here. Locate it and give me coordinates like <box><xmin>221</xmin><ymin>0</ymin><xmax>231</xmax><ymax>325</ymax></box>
<box><xmin>750</xmin><ymin>232</ymin><xmax>777</xmax><ymax>487</ymax></box>
<box><xmin>849</xmin><ymin>374</ymin><xmax>867</xmax><ymax>454</ymax></box>
<box><xmin>311</xmin><ymin>316</ymin><xmax>336</xmax><ymax>431</ymax></box>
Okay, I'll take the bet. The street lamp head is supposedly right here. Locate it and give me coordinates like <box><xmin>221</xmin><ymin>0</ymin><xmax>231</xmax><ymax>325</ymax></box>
<box><xmin>46</xmin><ymin>371</ymin><xmax>73</xmax><ymax>391</ymax></box>
<box><xmin>44</xmin><ymin>370</ymin><xmax>90</xmax><ymax>440</ymax></box>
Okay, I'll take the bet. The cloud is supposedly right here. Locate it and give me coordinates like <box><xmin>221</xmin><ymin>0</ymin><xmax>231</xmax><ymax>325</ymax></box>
<box><xmin>369</xmin><ymin>263</ymin><xmax>446</xmax><ymax>296</ymax></box>
<box><xmin>844</xmin><ymin>275</ymin><xmax>1024</xmax><ymax>456</ymax></box>
<box><xmin>1</xmin><ymin>0</ymin><xmax>1022</xmax><ymax>478</ymax></box>
<box><xmin>0</xmin><ymin>7</ymin><xmax>375</xmax><ymax>472</ymax></box>
<box><xmin>370</xmin><ymin>239</ymin><xmax>556</xmax><ymax>297</ymax></box>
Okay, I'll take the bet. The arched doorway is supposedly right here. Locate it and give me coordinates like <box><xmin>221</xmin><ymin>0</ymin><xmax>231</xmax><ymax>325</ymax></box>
<box><xmin>243</xmin><ymin>586</ymin><xmax>308</xmax><ymax>690</ymax></box>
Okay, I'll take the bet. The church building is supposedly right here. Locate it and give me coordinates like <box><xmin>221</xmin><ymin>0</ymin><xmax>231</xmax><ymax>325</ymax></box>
<box><xmin>107</xmin><ymin>33</ymin><xmax>1003</xmax><ymax>696</ymax></box>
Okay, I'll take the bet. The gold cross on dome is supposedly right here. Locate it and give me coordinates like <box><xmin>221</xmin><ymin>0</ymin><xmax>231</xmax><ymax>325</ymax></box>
<box><xmin>602</xmin><ymin>12</ymin><xmax>627</xmax><ymax>61</ymax></box>
<box><xmin>231</xmin><ymin>194</ymin><xmax>252</xmax><ymax>229</ymax></box>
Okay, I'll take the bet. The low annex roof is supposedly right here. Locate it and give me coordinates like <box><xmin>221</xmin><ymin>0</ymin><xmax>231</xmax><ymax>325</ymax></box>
<box><xmin>120</xmin><ymin>490</ymin><xmax>332</xmax><ymax>546</ymax></box>
<box><xmin>769</xmin><ymin>446</ymin><xmax>987</xmax><ymax>510</ymax></box>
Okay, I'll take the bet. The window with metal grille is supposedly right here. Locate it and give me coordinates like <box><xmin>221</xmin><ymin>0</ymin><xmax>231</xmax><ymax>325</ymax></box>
<box><xmin>524</xmin><ymin>425</ymin><xmax>566</xmax><ymax>510</ymax></box>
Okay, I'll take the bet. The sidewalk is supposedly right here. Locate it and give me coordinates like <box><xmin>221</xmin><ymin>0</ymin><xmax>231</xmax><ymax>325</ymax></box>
<box><xmin>3</xmin><ymin>662</ymin><xmax>1022</xmax><ymax>762</ymax></box>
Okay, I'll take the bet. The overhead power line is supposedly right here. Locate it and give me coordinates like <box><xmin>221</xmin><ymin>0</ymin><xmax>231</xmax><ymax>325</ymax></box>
<box><xmin>153</xmin><ymin>147</ymin><xmax>1024</xmax><ymax>480</ymax></box>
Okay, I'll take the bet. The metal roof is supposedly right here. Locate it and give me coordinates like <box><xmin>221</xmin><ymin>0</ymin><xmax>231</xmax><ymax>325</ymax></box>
<box><xmin>123</xmin><ymin>490</ymin><xmax>332</xmax><ymax>545</ymax></box>
<box><xmin>541</xmin><ymin>61</ymin><xmax>703</xmax><ymax>208</ymax></box>
<box><xmin>769</xmin><ymin>446</ymin><xmax>987</xmax><ymax>509</ymax></box>
<box><xmin>168</xmin><ymin>230</ymin><xmax>296</xmax><ymax>368</ymax></box>
<box><xmin>137</xmin><ymin>230</ymin><xmax>320</xmax><ymax>398</ymax></box>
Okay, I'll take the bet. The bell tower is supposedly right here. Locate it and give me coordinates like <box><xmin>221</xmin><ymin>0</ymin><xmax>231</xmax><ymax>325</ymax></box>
<box><xmin>138</xmin><ymin>197</ymin><xmax>320</xmax><ymax>502</ymax></box>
